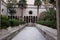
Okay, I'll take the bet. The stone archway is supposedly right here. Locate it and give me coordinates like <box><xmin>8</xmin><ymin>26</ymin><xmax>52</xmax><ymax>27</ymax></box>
<box><xmin>24</xmin><ymin>16</ymin><xmax>37</xmax><ymax>23</ymax></box>
<box><xmin>24</xmin><ymin>10</ymin><xmax>37</xmax><ymax>23</ymax></box>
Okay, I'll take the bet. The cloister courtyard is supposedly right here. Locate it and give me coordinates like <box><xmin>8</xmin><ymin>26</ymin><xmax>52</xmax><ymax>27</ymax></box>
<box><xmin>0</xmin><ymin>0</ymin><xmax>60</xmax><ymax>40</ymax></box>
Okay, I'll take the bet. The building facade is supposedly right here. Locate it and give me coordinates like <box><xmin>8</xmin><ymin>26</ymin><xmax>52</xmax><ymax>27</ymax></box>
<box><xmin>1</xmin><ymin>0</ymin><xmax>7</xmax><ymax>15</ymax></box>
<box><xmin>0</xmin><ymin>0</ymin><xmax>46</xmax><ymax>23</ymax></box>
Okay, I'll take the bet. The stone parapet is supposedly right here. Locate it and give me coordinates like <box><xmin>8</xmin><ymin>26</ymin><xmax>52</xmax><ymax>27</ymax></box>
<box><xmin>35</xmin><ymin>24</ymin><xmax>57</xmax><ymax>40</ymax></box>
<box><xmin>0</xmin><ymin>24</ymin><xmax>27</xmax><ymax>40</ymax></box>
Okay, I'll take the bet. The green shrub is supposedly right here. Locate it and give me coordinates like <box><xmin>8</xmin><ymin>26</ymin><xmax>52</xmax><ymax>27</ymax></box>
<box><xmin>36</xmin><ymin>20</ymin><xmax>57</xmax><ymax>29</ymax></box>
<box><xmin>1</xmin><ymin>20</ymin><xmax>10</xmax><ymax>29</ymax></box>
<box><xmin>0</xmin><ymin>14</ymin><xmax>1</xmax><ymax>28</ymax></box>
<box><xmin>0</xmin><ymin>14</ymin><xmax>26</xmax><ymax>29</ymax></box>
<box><xmin>9</xmin><ymin>19</ymin><xmax>26</xmax><ymax>27</ymax></box>
<box><xmin>37</xmin><ymin>20</ymin><xmax>45</xmax><ymax>25</ymax></box>
<box><xmin>0</xmin><ymin>15</ymin><xmax>10</xmax><ymax>29</ymax></box>
<box><xmin>37</xmin><ymin>8</ymin><xmax>57</xmax><ymax>29</ymax></box>
<box><xmin>19</xmin><ymin>20</ymin><xmax>25</xmax><ymax>25</ymax></box>
<box><xmin>45</xmin><ymin>20</ymin><xmax>56</xmax><ymax>29</ymax></box>
<box><xmin>9</xmin><ymin>19</ymin><xmax>20</xmax><ymax>27</ymax></box>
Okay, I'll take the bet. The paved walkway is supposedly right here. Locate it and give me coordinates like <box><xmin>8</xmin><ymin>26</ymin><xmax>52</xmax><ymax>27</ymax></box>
<box><xmin>12</xmin><ymin>26</ymin><xmax>46</xmax><ymax>40</ymax></box>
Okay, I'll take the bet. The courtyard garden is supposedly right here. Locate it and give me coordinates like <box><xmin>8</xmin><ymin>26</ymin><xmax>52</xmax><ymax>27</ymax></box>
<box><xmin>37</xmin><ymin>8</ymin><xmax>57</xmax><ymax>29</ymax></box>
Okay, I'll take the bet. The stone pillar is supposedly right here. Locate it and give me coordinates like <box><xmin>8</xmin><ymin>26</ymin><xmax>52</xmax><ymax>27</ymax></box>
<box><xmin>0</xmin><ymin>0</ymin><xmax>1</xmax><ymax>14</ymax></box>
<box><xmin>56</xmin><ymin>0</ymin><xmax>60</xmax><ymax>40</ymax></box>
<box><xmin>0</xmin><ymin>0</ymin><xmax>1</xmax><ymax>28</ymax></box>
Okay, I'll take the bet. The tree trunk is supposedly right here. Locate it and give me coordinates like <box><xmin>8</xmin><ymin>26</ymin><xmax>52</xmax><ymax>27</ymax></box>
<box><xmin>10</xmin><ymin>14</ymin><xmax>12</xmax><ymax>27</ymax></box>
<box><xmin>45</xmin><ymin>4</ymin><xmax>48</xmax><ymax>11</ymax></box>
<box><xmin>37</xmin><ymin>6</ymin><xmax>39</xmax><ymax>20</ymax></box>
<box><xmin>21</xmin><ymin>8</ymin><xmax>23</xmax><ymax>21</ymax></box>
<box><xmin>0</xmin><ymin>0</ymin><xmax>1</xmax><ymax>29</ymax></box>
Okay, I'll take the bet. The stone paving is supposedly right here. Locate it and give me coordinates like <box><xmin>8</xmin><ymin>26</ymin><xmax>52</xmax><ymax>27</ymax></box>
<box><xmin>12</xmin><ymin>26</ymin><xmax>46</xmax><ymax>40</ymax></box>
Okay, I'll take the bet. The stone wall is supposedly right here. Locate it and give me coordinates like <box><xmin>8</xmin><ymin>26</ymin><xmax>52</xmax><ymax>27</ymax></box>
<box><xmin>35</xmin><ymin>24</ymin><xmax>57</xmax><ymax>40</ymax></box>
<box><xmin>0</xmin><ymin>24</ymin><xmax>27</xmax><ymax>40</ymax></box>
<box><xmin>1</xmin><ymin>0</ymin><xmax>7</xmax><ymax>15</ymax></box>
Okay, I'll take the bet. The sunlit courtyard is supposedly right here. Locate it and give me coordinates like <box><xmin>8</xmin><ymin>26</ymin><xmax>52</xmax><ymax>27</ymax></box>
<box><xmin>0</xmin><ymin>0</ymin><xmax>60</xmax><ymax>40</ymax></box>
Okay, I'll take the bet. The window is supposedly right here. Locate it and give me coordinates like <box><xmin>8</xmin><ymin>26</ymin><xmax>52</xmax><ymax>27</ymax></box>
<box><xmin>2</xmin><ymin>9</ymin><xmax>4</xmax><ymax>12</ymax></box>
<box><xmin>29</xmin><ymin>10</ymin><xmax>33</xmax><ymax>14</ymax></box>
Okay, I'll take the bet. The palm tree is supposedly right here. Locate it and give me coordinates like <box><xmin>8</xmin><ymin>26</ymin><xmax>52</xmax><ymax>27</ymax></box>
<box><xmin>42</xmin><ymin>0</ymin><xmax>48</xmax><ymax>11</ymax></box>
<box><xmin>49</xmin><ymin>0</ymin><xmax>56</xmax><ymax>8</ymax></box>
<box><xmin>7</xmin><ymin>0</ymin><xmax>16</xmax><ymax>19</ymax></box>
<box><xmin>34</xmin><ymin>0</ymin><xmax>42</xmax><ymax>20</ymax></box>
<box><xmin>7</xmin><ymin>0</ymin><xmax>17</xmax><ymax>7</ymax></box>
<box><xmin>18</xmin><ymin>0</ymin><xmax>27</xmax><ymax>20</ymax></box>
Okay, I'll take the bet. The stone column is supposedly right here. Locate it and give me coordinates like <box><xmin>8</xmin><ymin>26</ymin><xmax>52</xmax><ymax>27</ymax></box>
<box><xmin>0</xmin><ymin>0</ymin><xmax>1</xmax><ymax>28</ymax></box>
<box><xmin>56</xmin><ymin>0</ymin><xmax>60</xmax><ymax>40</ymax></box>
<box><xmin>0</xmin><ymin>0</ymin><xmax>1</xmax><ymax>14</ymax></box>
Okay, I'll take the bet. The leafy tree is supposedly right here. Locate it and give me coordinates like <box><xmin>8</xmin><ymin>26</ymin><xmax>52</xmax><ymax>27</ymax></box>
<box><xmin>39</xmin><ymin>11</ymin><xmax>46</xmax><ymax>20</ymax></box>
<box><xmin>42</xmin><ymin>0</ymin><xmax>47</xmax><ymax>4</ymax></box>
<box><xmin>44</xmin><ymin>8</ymin><xmax>56</xmax><ymax>20</ymax></box>
<box><xmin>34</xmin><ymin>0</ymin><xmax>42</xmax><ymax>19</ymax></box>
<box><xmin>42</xmin><ymin>0</ymin><xmax>48</xmax><ymax>11</ymax></box>
<box><xmin>0</xmin><ymin>15</ymin><xmax>10</xmax><ymax>29</ymax></box>
<box><xmin>37</xmin><ymin>8</ymin><xmax>56</xmax><ymax>29</ymax></box>
<box><xmin>49</xmin><ymin>0</ymin><xmax>56</xmax><ymax>8</ymax></box>
<box><xmin>7</xmin><ymin>0</ymin><xmax>16</xmax><ymax>27</ymax></box>
<box><xmin>7</xmin><ymin>1</ymin><xmax>16</xmax><ymax>19</ymax></box>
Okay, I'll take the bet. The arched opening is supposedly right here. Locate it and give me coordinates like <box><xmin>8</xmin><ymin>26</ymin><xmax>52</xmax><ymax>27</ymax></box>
<box><xmin>24</xmin><ymin>16</ymin><xmax>37</xmax><ymax>23</ymax></box>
